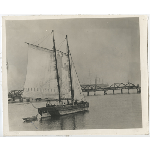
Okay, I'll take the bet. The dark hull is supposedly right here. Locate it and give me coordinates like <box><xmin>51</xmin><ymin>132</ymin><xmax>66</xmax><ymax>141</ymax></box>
<box><xmin>38</xmin><ymin>102</ymin><xmax>89</xmax><ymax>117</ymax></box>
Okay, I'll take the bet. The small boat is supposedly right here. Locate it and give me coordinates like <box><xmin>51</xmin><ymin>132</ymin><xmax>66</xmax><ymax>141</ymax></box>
<box><xmin>22</xmin><ymin>30</ymin><xmax>89</xmax><ymax>119</ymax></box>
<box><xmin>22</xmin><ymin>114</ymin><xmax>38</xmax><ymax>122</ymax></box>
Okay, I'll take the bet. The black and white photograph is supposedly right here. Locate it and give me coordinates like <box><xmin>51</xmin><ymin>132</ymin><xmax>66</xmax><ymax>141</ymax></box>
<box><xmin>2</xmin><ymin>15</ymin><xmax>148</xmax><ymax>135</ymax></box>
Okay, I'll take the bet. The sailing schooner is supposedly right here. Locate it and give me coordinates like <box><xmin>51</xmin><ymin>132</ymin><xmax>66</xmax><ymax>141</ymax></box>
<box><xmin>22</xmin><ymin>30</ymin><xmax>89</xmax><ymax>118</ymax></box>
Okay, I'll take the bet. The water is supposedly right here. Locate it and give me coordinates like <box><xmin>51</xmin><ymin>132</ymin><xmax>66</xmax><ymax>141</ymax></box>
<box><xmin>8</xmin><ymin>92</ymin><xmax>142</xmax><ymax>131</ymax></box>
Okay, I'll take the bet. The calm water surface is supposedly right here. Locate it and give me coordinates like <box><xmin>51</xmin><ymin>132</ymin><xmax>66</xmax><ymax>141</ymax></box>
<box><xmin>8</xmin><ymin>91</ymin><xmax>142</xmax><ymax>131</ymax></box>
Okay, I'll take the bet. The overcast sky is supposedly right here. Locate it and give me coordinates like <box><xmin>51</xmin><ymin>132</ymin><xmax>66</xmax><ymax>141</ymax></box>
<box><xmin>6</xmin><ymin>18</ymin><xmax>140</xmax><ymax>91</ymax></box>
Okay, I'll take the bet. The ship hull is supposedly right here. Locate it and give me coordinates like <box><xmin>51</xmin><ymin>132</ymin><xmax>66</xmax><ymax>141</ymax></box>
<box><xmin>38</xmin><ymin>102</ymin><xmax>89</xmax><ymax>118</ymax></box>
<box><xmin>40</xmin><ymin>112</ymin><xmax>51</xmax><ymax>119</ymax></box>
<box><xmin>59</xmin><ymin>107</ymin><xmax>88</xmax><ymax>115</ymax></box>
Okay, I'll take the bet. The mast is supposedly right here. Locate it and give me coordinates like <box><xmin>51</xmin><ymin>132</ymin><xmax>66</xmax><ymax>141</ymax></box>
<box><xmin>66</xmin><ymin>35</ymin><xmax>74</xmax><ymax>102</ymax></box>
<box><xmin>52</xmin><ymin>30</ymin><xmax>61</xmax><ymax>103</ymax></box>
<box><xmin>89</xmin><ymin>70</ymin><xmax>91</xmax><ymax>84</ymax></box>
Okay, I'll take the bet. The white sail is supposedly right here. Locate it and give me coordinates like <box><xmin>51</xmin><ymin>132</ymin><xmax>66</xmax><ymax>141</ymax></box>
<box><xmin>22</xmin><ymin>44</ymin><xmax>58</xmax><ymax>99</ymax></box>
<box><xmin>57</xmin><ymin>52</ymin><xmax>71</xmax><ymax>99</ymax></box>
<box><xmin>71</xmin><ymin>57</ymin><xmax>85</xmax><ymax>101</ymax></box>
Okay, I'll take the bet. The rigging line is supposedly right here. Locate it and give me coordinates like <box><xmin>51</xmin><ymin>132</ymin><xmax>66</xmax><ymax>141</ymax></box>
<box><xmin>38</xmin><ymin>32</ymin><xmax>52</xmax><ymax>45</ymax></box>
<box><xmin>57</xmin><ymin>39</ymin><xmax>66</xmax><ymax>50</ymax></box>
<box><xmin>44</xmin><ymin>33</ymin><xmax>52</xmax><ymax>49</ymax></box>
<box><xmin>57</xmin><ymin>40</ymin><xmax>64</xmax><ymax>47</ymax></box>
<box><xmin>38</xmin><ymin>35</ymin><xmax>48</xmax><ymax>48</ymax></box>
<box><xmin>33</xmin><ymin>32</ymin><xmax>52</xmax><ymax>45</ymax></box>
<box><xmin>58</xmin><ymin>38</ymin><xmax>66</xmax><ymax>46</ymax></box>
<box><xmin>30</xmin><ymin>101</ymin><xmax>38</xmax><ymax>109</ymax></box>
<box><xmin>23</xmin><ymin>44</ymin><xmax>29</xmax><ymax>92</ymax></box>
<box><xmin>41</xmin><ymin>31</ymin><xmax>53</xmax><ymax>49</ymax></box>
<box><xmin>57</xmin><ymin>39</ymin><xmax>65</xmax><ymax>49</ymax></box>
<box><xmin>70</xmin><ymin>55</ymin><xmax>86</xmax><ymax>100</ymax></box>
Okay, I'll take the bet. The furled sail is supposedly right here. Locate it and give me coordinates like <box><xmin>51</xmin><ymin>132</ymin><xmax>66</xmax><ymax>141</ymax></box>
<box><xmin>71</xmin><ymin>57</ymin><xmax>85</xmax><ymax>101</ymax></box>
<box><xmin>22</xmin><ymin>44</ymin><xmax>59</xmax><ymax>99</ymax></box>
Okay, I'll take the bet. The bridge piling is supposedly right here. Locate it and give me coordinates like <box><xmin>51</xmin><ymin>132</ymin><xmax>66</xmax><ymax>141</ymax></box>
<box><xmin>121</xmin><ymin>89</ymin><xmax>123</xmax><ymax>94</ymax></box>
<box><xmin>128</xmin><ymin>89</ymin><xmax>130</xmax><ymax>94</ymax></box>
<box><xmin>19</xmin><ymin>98</ymin><xmax>23</xmax><ymax>102</ymax></box>
<box><xmin>26</xmin><ymin>98</ymin><xmax>30</xmax><ymax>102</ymax></box>
<box><xmin>94</xmin><ymin>77</ymin><xmax>97</xmax><ymax>96</ymax></box>
<box><xmin>137</xmin><ymin>88</ymin><xmax>141</xmax><ymax>94</ymax></box>
<box><xmin>104</xmin><ymin>90</ymin><xmax>107</xmax><ymax>95</ymax></box>
<box><xmin>113</xmin><ymin>90</ymin><xmax>114</xmax><ymax>94</ymax></box>
<box><xmin>87</xmin><ymin>91</ymin><xmax>89</xmax><ymax>96</ymax></box>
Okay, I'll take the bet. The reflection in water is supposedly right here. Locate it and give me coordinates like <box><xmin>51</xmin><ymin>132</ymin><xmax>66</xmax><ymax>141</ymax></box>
<box><xmin>39</xmin><ymin>111</ymin><xmax>89</xmax><ymax>130</ymax></box>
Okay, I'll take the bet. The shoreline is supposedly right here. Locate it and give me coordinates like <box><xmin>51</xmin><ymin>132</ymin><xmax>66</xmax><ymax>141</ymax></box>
<box><xmin>8</xmin><ymin>93</ymin><xmax>140</xmax><ymax>104</ymax></box>
<box><xmin>8</xmin><ymin>100</ymin><xmax>50</xmax><ymax>104</ymax></box>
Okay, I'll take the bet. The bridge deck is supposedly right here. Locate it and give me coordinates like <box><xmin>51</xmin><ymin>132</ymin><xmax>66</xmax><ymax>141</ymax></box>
<box><xmin>81</xmin><ymin>82</ymin><xmax>141</xmax><ymax>95</ymax></box>
<box><xmin>8</xmin><ymin>83</ymin><xmax>141</xmax><ymax>100</ymax></box>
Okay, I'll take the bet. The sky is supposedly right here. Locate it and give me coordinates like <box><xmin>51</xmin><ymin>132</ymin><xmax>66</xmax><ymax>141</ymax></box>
<box><xmin>6</xmin><ymin>18</ymin><xmax>141</xmax><ymax>91</ymax></box>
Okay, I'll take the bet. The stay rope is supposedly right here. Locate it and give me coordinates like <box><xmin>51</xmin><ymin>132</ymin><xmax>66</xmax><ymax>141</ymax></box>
<box><xmin>33</xmin><ymin>31</ymin><xmax>52</xmax><ymax>45</ymax></box>
<box><xmin>38</xmin><ymin>32</ymin><xmax>52</xmax><ymax>45</ymax></box>
<box><xmin>57</xmin><ymin>39</ymin><xmax>66</xmax><ymax>50</ymax></box>
<box><xmin>30</xmin><ymin>101</ymin><xmax>38</xmax><ymax>109</ymax></box>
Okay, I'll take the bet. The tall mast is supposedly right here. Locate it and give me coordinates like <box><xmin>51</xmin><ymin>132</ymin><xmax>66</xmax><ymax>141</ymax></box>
<box><xmin>66</xmin><ymin>35</ymin><xmax>74</xmax><ymax>101</ymax></box>
<box><xmin>52</xmin><ymin>30</ymin><xmax>61</xmax><ymax>103</ymax></box>
<box><xmin>89</xmin><ymin>70</ymin><xmax>91</xmax><ymax>84</ymax></box>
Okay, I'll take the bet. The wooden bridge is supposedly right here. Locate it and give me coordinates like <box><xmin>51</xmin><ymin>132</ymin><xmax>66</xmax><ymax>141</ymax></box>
<box><xmin>81</xmin><ymin>82</ymin><xmax>141</xmax><ymax>96</ymax></box>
